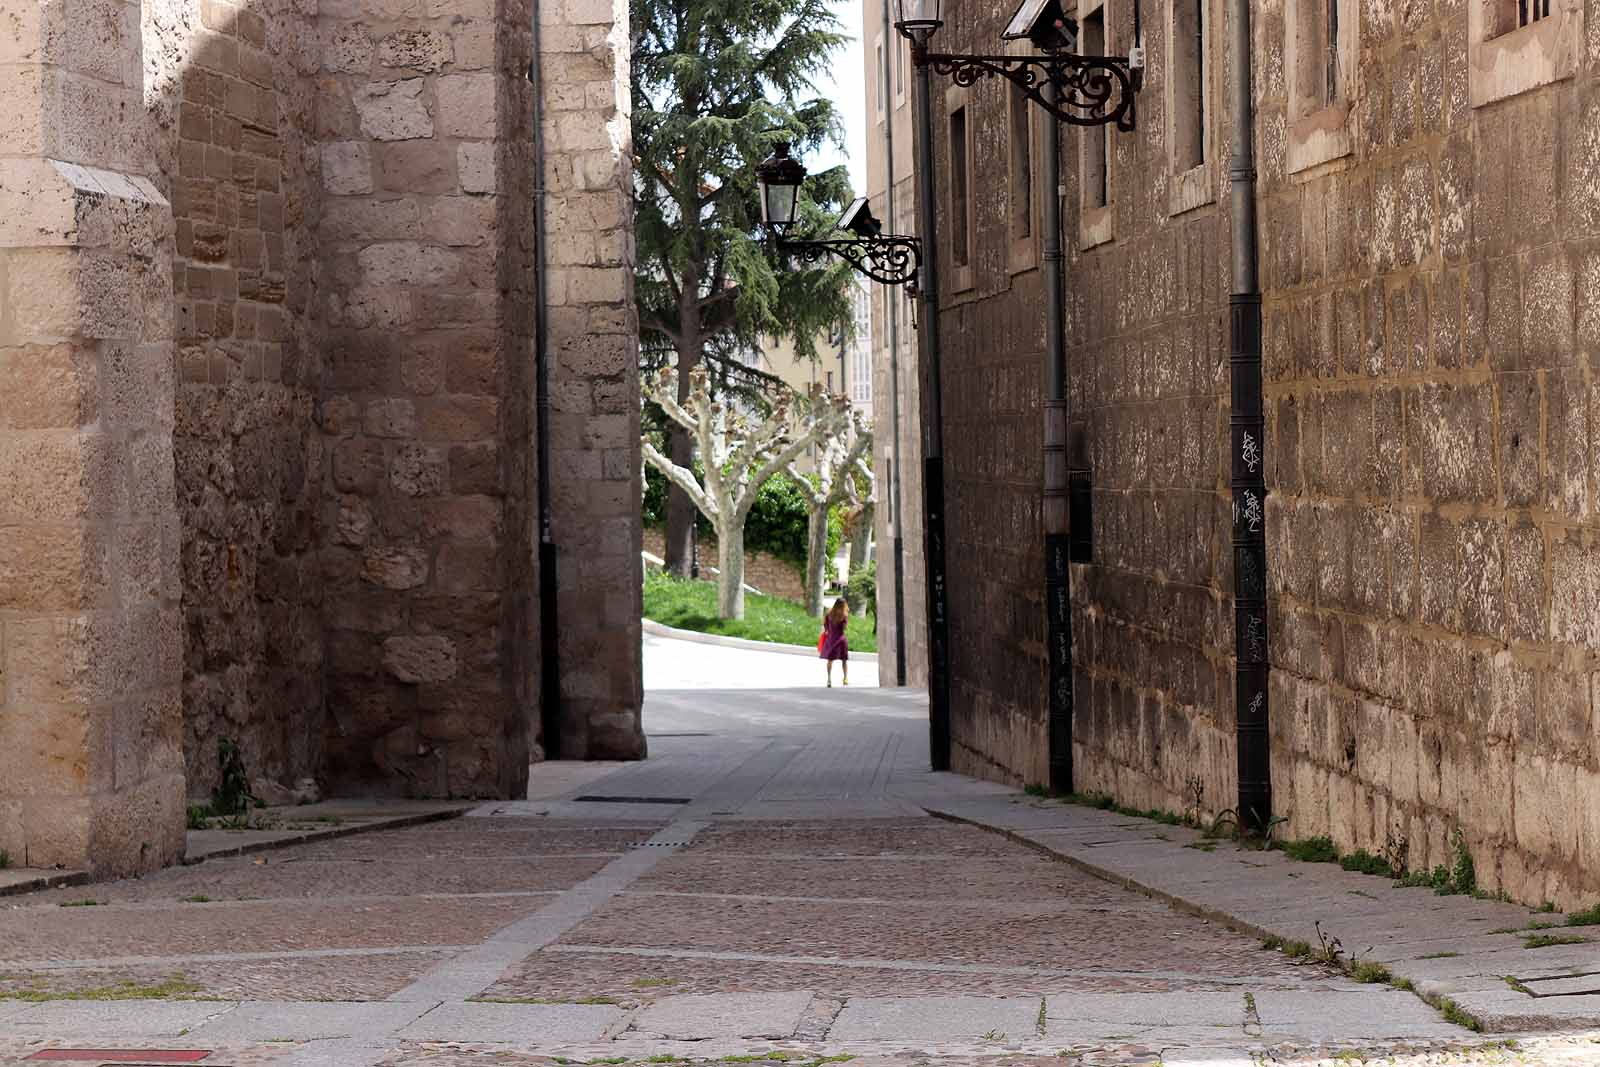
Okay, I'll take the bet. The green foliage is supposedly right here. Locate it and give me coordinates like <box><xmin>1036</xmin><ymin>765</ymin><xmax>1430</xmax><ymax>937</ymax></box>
<box><xmin>1277</xmin><ymin>836</ymin><xmax>1338</xmax><ymax>864</ymax></box>
<box><xmin>211</xmin><ymin>738</ymin><xmax>258</xmax><ymax>817</ymax></box>
<box><xmin>1566</xmin><ymin>904</ymin><xmax>1600</xmax><ymax>926</ymax></box>
<box><xmin>186</xmin><ymin>805</ymin><xmax>211</xmax><ymax>830</ymax></box>
<box><xmin>745</xmin><ymin>472</ymin><xmax>812</xmax><ymax>567</ymax></box>
<box><xmin>1351</xmin><ymin>959</ymin><xmax>1392</xmax><ymax>984</ymax></box>
<box><xmin>844</xmin><ymin>561</ymin><xmax>877</xmax><ymax>620</ymax></box>
<box><xmin>1450</xmin><ymin>828</ymin><xmax>1477</xmax><ymax>895</ymax></box>
<box><xmin>632</xmin><ymin>0</ymin><xmax>855</xmax><ymax>372</ymax></box>
<box><xmin>1524</xmin><ymin>933</ymin><xmax>1590</xmax><ymax>949</ymax></box>
<box><xmin>0</xmin><ymin>849</ymin><xmax>9</xmax><ymax>870</ymax></box>
<box><xmin>1339</xmin><ymin>849</ymin><xmax>1392</xmax><ymax>876</ymax></box>
<box><xmin>644</xmin><ymin>571</ymin><xmax>877</xmax><ymax>652</ymax></box>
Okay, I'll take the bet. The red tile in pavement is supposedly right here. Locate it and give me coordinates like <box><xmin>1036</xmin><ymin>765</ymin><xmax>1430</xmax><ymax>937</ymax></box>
<box><xmin>26</xmin><ymin>1052</ymin><xmax>211</xmax><ymax>1062</ymax></box>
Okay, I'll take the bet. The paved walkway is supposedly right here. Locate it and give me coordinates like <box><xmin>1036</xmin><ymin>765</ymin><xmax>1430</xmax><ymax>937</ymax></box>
<box><xmin>0</xmin><ymin>634</ymin><xmax>1593</xmax><ymax>1066</ymax></box>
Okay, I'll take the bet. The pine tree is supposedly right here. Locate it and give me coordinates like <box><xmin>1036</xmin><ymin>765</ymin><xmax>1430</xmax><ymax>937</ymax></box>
<box><xmin>633</xmin><ymin>0</ymin><xmax>857</xmax><ymax>576</ymax></box>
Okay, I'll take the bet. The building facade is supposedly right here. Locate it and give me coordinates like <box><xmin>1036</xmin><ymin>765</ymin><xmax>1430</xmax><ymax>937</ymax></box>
<box><xmin>870</xmin><ymin>0</ymin><xmax>1600</xmax><ymax>904</ymax></box>
<box><xmin>0</xmin><ymin>0</ymin><xmax>643</xmax><ymax>874</ymax></box>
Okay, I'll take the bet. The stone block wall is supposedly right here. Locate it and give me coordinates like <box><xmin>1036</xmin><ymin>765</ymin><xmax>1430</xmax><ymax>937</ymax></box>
<box><xmin>312</xmin><ymin>0</ymin><xmax>538</xmax><ymax>797</ymax></box>
<box><xmin>539</xmin><ymin>0</ymin><xmax>643</xmax><ymax>761</ymax></box>
<box><xmin>920</xmin><ymin>0</ymin><xmax>1600</xmax><ymax>904</ymax></box>
<box><xmin>146</xmin><ymin>0</ymin><xmax>328</xmax><ymax>803</ymax></box>
<box><xmin>0</xmin><ymin>0</ymin><xmax>641</xmax><ymax>871</ymax></box>
<box><xmin>1255</xmin><ymin>0</ymin><xmax>1600</xmax><ymax>905</ymax></box>
<box><xmin>0</xmin><ymin>0</ymin><xmax>186</xmax><ymax>874</ymax></box>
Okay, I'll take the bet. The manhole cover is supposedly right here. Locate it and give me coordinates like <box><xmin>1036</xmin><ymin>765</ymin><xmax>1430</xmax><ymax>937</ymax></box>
<box><xmin>574</xmin><ymin>795</ymin><xmax>691</xmax><ymax>805</ymax></box>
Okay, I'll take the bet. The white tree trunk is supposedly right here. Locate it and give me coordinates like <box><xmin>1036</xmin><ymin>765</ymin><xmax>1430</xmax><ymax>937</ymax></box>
<box><xmin>804</xmin><ymin>503</ymin><xmax>829</xmax><ymax>616</ymax></box>
<box><xmin>849</xmin><ymin>503</ymin><xmax>874</xmax><ymax>572</ymax></box>
<box><xmin>717</xmin><ymin>524</ymin><xmax>747</xmax><ymax>620</ymax></box>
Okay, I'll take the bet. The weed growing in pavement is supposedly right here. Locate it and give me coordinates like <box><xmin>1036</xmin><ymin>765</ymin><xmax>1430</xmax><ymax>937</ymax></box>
<box><xmin>1315</xmin><ymin>921</ymin><xmax>1345</xmax><ymax>966</ymax></box>
<box><xmin>1523</xmin><ymin>933</ymin><xmax>1590</xmax><ymax>949</ymax></box>
<box><xmin>1390</xmin><ymin>977</ymin><xmax>1415</xmax><ymax>992</ymax></box>
<box><xmin>1339</xmin><ymin>850</ymin><xmax>1392</xmax><ymax>876</ymax></box>
<box><xmin>180</xmin><ymin>894</ymin><xmax>212</xmax><ymax>903</ymax></box>
<box><xmin>0</xmin><ymin>849</ymin><xmax>10</xmax><ymax>870</ymax></box>
<box><xmin>1350</xmin><ymin>958</ymin><xmax>1393</xmax><ymax>984</ymax></box>
<box><xmin>1564</xmin><ymin>904</ymin><xmax>1600</xmax><ymax>927</ymax></box>
<box><xmin>980</xmin><ymin>1029</ymin><xmax>1006</xmax><ymax>1041</ymax></box>
<box><xmin>1537</xmin><ymin>901</ymin><xmax>1559</xmax><ymax>913</ymax></box>
<box><xmin>633</xmin><ymin>977</ymin><xmax>678</xmax><ymax>987</ymax></box>
<box><xmin>212</xmin><ymin>737</ymin><xmax>260</xmax><ymax>817</ymax></box>
<box><xmin>1418</xmin><ymin>951</ymin><xmax>1460</xmax><ymax>959</ymax></box>
<box><xmin>1024</xmin><ymin>784</ymin><xmax>1049</xmax><ymax>798</ymax></box>
<box><xmin>58</xmin><ymin>899</ymin><xmax>100</xmax><ymax>907</ymax></box>
<box><xmin>2</xmin><ymin>974</ymin><xmax>209</xmax><ymax>1001</ymax></box>
<box><xmin>1433</xmin><ymin>996</ymin><xmax>1484</xmax><ymax>1032</ymax></box>
<box><xmin>1035</xmin><ymin>997</ymin><xmax>1047</xmax><ymax>1035</ymax></box>
<box><xmin>1185</xmin><ymin>841</ymin><xmax>1216</xmax><ymax>853</ymax></box>
<box><xmin>647</xmin><ymin>1056</ymin><xmax>680</xmax><ymax>1063</ymax></box>
<box><xmin>1450</xmin><ymin>829</ymin><xmax>1477</xmax><ymax>895</ymax></box>
<box><xmin>1504</xmin><ymin>976</ymin><xmax>1533</xmax><ymax>995</ymax></box>
<box><xmin>1347</xmin><ymin>889</ymin><xmax>1378</xmax><ymax>900</ymax></box>
<box><xmin>1278</xmin><ymin>836</ymin><xmax>1338</xmax><ymax>864</ymax></box>
<box><xmin>186</xmin><ymin>805</ymin><xmax>211</xmax><ymax>830</ymax></box>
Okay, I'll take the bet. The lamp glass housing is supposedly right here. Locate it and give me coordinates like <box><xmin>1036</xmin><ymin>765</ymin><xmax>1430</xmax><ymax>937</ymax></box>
<box><xmin>753</xmin><ymin>142</ymin><xmax>807</xmax><ymax>235</ymax></box>
<box><xmin>894</xmin><ymin>0</ymin><xmax>942</xmax><ymax>39</ymax></box>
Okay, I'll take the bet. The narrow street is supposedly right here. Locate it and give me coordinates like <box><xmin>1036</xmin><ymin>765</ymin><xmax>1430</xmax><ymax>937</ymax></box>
<box><xmin>0</xmin><ymin>637</ymin><xmax>1583</xmax><ymax>1066</ymax></box>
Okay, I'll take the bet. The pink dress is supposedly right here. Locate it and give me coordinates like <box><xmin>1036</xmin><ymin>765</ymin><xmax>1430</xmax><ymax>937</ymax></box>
<box><xmin>820</xmin><ymin>616</ymin><xmax>849</xmax><ymax>662</ymax></box>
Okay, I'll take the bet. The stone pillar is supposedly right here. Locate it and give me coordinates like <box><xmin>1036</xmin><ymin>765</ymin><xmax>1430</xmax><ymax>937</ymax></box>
<box><xmin>539</xmin><ymin>0</ymin><xmax>644</xmax><ymax>759</ymax></box>
<box><xmin>315</xmin><ymin>0</ymin><xmax>536</xmax><ymax>797</ymax></box>
<box><xmin>0</xmin><ymin>0</ymin><xmax>185</xmax><ymax>873</ymax></box>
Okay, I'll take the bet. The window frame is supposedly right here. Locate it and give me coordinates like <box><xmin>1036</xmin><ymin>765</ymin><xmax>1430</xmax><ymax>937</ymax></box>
<box><xmin>944</xmin><ymin>84</ymin><xmax>976</xmax><ymax>294</ymax></box>
<box><xmin>1165</xmin><ymin>0</ymin><xmax>1216</xmax><ymax>215</ymax></box>
<box><xmin>1007</xmin><ymin>39</ymin><xmax>1041</xmax><ymax>274</ymax></box>
<box><xmin>874</xmin><ymin>33</ymin><xmax>887</xmax><ymax>122</ymax></box>
<box><xmin>1467</xmin><ymin>0</ymin><xmax>1580</xmax><ymax>107</ymax></box>
<box><xmin>1076</xmin><ymin>0</ymin><xmax>1114</xmax><ymax>250</ymax></box>
<box><xmin>1284</xmin><ymin>0</ymin><xmax>1355</xmax><ymax>175</ymax></box>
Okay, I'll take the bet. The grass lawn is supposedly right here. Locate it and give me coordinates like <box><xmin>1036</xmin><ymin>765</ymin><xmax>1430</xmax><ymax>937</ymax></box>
<box><xmin>643</xmin><ymin>571</ymin><xmax>878</xmax><ymax>654</ymax></box>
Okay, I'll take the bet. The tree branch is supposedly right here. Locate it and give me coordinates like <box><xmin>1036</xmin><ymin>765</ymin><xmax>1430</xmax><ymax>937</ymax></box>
<box><xmin>642</xmin><ymin>438</ymin><xmax>716</xmax><ymax>524</ymax></box>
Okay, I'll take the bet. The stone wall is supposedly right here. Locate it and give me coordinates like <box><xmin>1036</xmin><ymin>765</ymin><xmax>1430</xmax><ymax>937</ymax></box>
<box><xmin>147</xmin><ymin>0</ymin><xmax>328</xmax><ymax>803</ymax></box>
<box><xmin>0</xmin><ymin>0</ymin><xmax>641</xmax><ymax>870</ymax></box>
<box><xmin>917</xmin><ymin>0</ymin><xmax>1600</xmax><ymax>905</ymax></box>
<box><xmin>0</xmin><ymin>0</ymin><xmax>186</xmax><ymax>873</ymax></box>
<box><xmin>540</xmin><ymin>0</ymin><xmax>643</xmax><ymax>761</ymax></box>
<box><xmin>642</xmin><ymin>527</ymin><xmax>807</xmax><ymax>604</ymax></box>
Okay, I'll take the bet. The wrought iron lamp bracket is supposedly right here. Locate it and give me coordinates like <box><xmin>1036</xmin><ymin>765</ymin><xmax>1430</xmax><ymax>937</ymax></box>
<box><xmin>777</xmin><ymin>234</ymin><xmax>923</xmax><ymax>288</ymax></box>
<box><xmin>918</xmin><ymin>49</ymin><xmax>1139</xmax><ymax>131</ymax></box>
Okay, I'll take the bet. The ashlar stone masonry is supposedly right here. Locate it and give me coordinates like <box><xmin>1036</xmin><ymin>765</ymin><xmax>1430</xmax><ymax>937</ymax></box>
<box><xmin>0</xmin><ymin>0</ymin><xmax>643</xmax><ymax>875</ymax></box>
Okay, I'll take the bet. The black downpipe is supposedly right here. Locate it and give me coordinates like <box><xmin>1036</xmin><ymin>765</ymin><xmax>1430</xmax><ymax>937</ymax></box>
<box><xmin>530</xmin><ymin>3</ymin><xmax>562</xmax><ymax>760</ymax></box>
<box><xmin>1041</xmin><ymin>82</ymin><xmax>1072</xmax><ymax>795</ymax></box>
<box><xmin>880</xmin><ymin>0</ymin><xmax>909</xmax><ymax>687</ymax></box>
<box><xmin>910</xmin><ymin>43</ymin><xmax>951</xmax><ymax>771</ymax></box>
<box><xmin>1228</xmin><ymin>0</ymin><xmax>1268</xmax><ymax>828</ymax></box>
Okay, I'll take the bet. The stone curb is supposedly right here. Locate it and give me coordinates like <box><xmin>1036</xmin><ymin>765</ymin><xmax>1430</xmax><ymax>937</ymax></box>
<box><xmin>924</xmin><ymin>797</ymin><xmax>1591</xmax><ymax>1035</ymax></box>
<box><xmin>0</xmin><ymin>868</ymin><xmax>92</xmax><ymax>899</ymax></box>
<box><xmin>182</xmin><ymin>804</ymin><xmax>473</xmax><ymax>866</ymax></box>
<box><xmin>642</xmin><ymin>618</ymin><xmax>881</xmax><ymax>663</ymax></box>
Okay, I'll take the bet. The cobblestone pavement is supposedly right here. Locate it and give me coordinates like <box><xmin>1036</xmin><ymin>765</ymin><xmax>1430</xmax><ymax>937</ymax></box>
<box><xmin>0</xmin><ymin>636</ymin><xmax>1569</xmax><ymax>1067</ymax></box>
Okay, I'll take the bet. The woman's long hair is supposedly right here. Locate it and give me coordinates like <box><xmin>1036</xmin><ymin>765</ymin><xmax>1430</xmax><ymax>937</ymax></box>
<box><xmin>827</xmin><ymin>597</ymin><xmax>849</xmax><ymax>626</ymax></box>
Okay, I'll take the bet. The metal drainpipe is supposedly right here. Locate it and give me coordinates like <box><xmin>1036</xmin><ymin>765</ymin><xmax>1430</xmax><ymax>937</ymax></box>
<box><xmin>1228</xmin><ymin>0</ymin><xmax>1269</xmax><ymax>829</ymax></box>
<box><xmin>1041</xmin><ymin>82</ymin><xmax>1073</xmax><ymax>795</ymax></box>
<box><xmin>530</xmin><ymin>0</ymin><xmax>562</xmax><ymax>760</ymax></box>
<box><xmin>880</xmin><ymin>0</ymin><xmax>909</xmax><ymax>686</ymax></box>
<box><xmin>910</xmin><ymin>40</ymin><xmax>951</xmax><ymax>772</ymax></box>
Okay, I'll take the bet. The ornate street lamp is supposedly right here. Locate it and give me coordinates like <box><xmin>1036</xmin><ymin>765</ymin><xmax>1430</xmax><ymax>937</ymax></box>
<box><xmin>897</xmin><ymin>0</ymin><xmax>1143</xmax><ymax>130</ymax></box>
<box><xmin>754</xmin><ymin>143</ymin><xmax>923</xmax><ymax>288</ymax></box>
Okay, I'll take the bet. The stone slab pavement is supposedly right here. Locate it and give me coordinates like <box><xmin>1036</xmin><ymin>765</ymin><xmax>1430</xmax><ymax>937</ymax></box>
<box><xmin>1</xmin><ymin>634</ymin><xmax>1592</xmax><ymax>1067</ymax></box>
<box><xmin>923</xmin><ymin>791</ymin><xmax>1600</xmax><ymax>1036</ymax></box>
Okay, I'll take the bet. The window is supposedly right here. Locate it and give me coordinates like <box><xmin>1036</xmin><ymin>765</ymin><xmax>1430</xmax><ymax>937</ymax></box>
<box><xmin>1467</xmin><ymin>0</ymin><xmax>1579</xmax><ymax>106</ymax></box>
<box><xmin>1166</xmin><ymin>0</ymin><xmax>1215</xmax><ymax>213</ymax></box>
<box><xmin>946</xmin><ymin>90</ymin><xmax>974</xmax><ymax>290</ymax></box>
<box><xmin>1009</xmin><ymin>89</ymin><xmax>1033</xmax><ymax>240</ymax></box>
<box><xmin>1285</xmin><ymin>0</ymin><xmax>1354</xmax><ymax>173</ymax></box>
<box><xmin>1007</xmin><ymin>64</ymin><xmax>1039</xmax><ymax>273</ymax></box>
<box><xmin>1077</xmin><ymin>1</ymin><xmax>1114</xmax><ymax>247</ymax></box>
<box><xmin>875</xmin><ymin>36</ymin><xmax>886</xmax><ymax>120</ymax></box>
<box><xmin>895</xmin><ymin>36</ymin><xmax>907</xmax><ymax>107</ymax></box>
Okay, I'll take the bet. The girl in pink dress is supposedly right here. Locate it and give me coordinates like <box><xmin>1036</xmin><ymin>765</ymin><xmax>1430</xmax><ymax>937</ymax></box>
<box><xmin>820</xmin><ymin>597</ymin><xmax>850</xmax><ymax>687</ymax></box>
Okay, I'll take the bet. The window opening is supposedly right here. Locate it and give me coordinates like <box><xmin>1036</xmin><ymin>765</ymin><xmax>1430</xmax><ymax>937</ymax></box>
<box><xmin>1082</xmin><ymin>8</ymin><xmax>1108</xmax><ymax>209</ymax></box>
<box><xmin>1009</xmin><ymin>89</ymin><xmax>1033</xmax><ymax>239</ymax></box>
<box><xmin>950</xmin><ymin>105</ymin><xmax>971</xmax><ymax>267</ymax></box>
<box><xmin>1171</xmin><ymin>0</ymin><xmax>1205</xmax><ymax>170</ymax></box>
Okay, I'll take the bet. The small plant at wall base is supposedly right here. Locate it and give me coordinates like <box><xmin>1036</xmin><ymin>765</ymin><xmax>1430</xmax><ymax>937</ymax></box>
<box><xmin>211</xmin><ymin>738</ymin><xmax>259</xmax><ymax>818</ymax></box>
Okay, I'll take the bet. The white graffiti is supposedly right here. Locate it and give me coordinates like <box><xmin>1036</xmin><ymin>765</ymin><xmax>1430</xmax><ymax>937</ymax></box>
<box><xmin>1243</xmin><ymin>490</ymin><xmax>1263</xmax><ymax>533</ymax></box>
<box><xmin>1250</xmin><ymin>691</ymin><xmax>1264</xmax><ymax>716</ymax></box>
<box><xmin>1241</xmin><ymin>431</ymin><xmax>1261</xmax><ymax>474</ymax></box>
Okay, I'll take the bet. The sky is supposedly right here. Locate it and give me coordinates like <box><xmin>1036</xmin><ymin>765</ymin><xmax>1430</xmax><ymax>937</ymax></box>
<box><xmin>812</xmin><ymin>0</ymin><xmax>869</xmax><ymax>197</ymax></box>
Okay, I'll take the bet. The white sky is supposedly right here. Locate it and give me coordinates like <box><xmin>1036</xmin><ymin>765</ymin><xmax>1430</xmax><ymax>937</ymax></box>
<box><xmin>811</xmin><ymin>0</ymin><xmax>868</xmax><ymax>197</ymax></box>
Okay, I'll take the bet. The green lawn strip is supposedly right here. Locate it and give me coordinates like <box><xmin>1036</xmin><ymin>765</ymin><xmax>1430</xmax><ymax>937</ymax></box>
<box><xmin>643</xmin><ymin>572</ymin><xmax>878</xmax><ymax>654</ymax></box>
<box><xmin>1</xmin><ymin>975</ymin><xmax>212</xmax><ymax>1001</ymax></box>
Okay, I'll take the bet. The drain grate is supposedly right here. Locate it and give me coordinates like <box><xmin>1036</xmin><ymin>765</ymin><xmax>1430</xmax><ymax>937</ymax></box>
<box><xmin>574</xmin><ymin>795</ymin><xmax>692</xmax><ymax>805</ymax></box>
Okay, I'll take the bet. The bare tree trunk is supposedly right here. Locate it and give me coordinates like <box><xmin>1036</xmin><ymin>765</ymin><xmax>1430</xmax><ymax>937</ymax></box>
<box><xmin>804</xmin><ymin>503</ymin><xmax>828</xmax><ymax>616</ymax></box>
<box><xmin>663</xmin><ymin>428</ymin><xmax>695</xmax><ymax>577</ymax></box>
<box><xmin>849</xmin><ymin>503</ymin><xmax>874</xmax><ymax>572</ymax></box>
<box><xmin>662</xmin><ymin>293</ymin><xmax>702</xmax><ymax>578</ymax></box>
<box><xmin>717</xmin><ymin>524</ymin><xmax>746</xmax><ymax>619</ymax></box>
